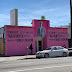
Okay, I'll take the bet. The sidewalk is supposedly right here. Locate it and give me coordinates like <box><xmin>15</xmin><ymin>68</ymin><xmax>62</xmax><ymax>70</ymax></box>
<box><xmin>0</xmin><ymin>55</ymin><xmax>36</xmax><ymax>62</ymax></box>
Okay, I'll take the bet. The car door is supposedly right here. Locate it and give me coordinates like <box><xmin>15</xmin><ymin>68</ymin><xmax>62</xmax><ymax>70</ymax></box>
<box><xmin>53</xmin><ymin>47</ymin><xmax>63</xmax><ymax>56</ymax></box>
<box><xmin>52</xmin><ymin>47</ymin><xmax>59</xmax><ymax>56</ymax></box>
<box><xmin>49</xmin><ymin>47</ymin><xmax>58</xmax><ymax>57</ymax></box>
<box><xmin>57</xmin><ymin>47</ymin><xmax>63</xmax><ymax>56</ymax></box>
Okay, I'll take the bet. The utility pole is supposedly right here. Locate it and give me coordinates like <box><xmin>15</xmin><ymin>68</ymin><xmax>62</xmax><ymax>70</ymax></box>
<box><xmin>70</xmin><ymin>0</ymin><xmax>72</xmax><ymax>47</ymax></box>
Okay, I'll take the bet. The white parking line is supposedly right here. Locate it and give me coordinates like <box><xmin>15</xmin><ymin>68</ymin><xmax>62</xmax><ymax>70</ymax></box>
<box><xmin>9</xmin><ymin>64</ymin><xmax>72</xmax><ymax>72</ymax></box>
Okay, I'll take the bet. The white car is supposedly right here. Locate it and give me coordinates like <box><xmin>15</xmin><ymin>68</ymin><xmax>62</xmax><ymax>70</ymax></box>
<box><xmin>36</xmin><ymin>46</ymin><xmax>69</xmax><ymax>58</ymax></box>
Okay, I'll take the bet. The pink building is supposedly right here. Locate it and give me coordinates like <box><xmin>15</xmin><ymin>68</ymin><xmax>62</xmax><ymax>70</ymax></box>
<box><xmin>3</xmin><ymin>19</ymin><xmax>68</xmax><ymax>56</ymax></box>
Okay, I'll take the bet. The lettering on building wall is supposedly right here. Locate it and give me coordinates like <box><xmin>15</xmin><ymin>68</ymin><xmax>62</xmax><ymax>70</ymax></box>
<box><xmin>49</xmin><ymin>31</ymin><xmax>68</xmax><ymax>41</ymax></box>
<box><xmin>7</xmin><ymin>31</ymin><xmax>33</xmax><ymax>42</ymax></box>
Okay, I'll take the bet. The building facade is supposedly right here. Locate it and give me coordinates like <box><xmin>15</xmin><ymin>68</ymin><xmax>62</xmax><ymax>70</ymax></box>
<box><xmin>0</xmin><ymin>19</ymin><xmax>68</xmax><ymax>56</ymax></box>
<box><xmin>60</xmin><ymin>23</ymin><xmax>71</xmax><ymax>47</ymax></box>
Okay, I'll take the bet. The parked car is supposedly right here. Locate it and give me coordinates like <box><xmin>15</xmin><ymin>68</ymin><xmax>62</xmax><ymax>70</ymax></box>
<box><xmin>36</xmin><ymin>46</ymin><xmax>69</xmax><ymax>58</ymax></box>
<box><xmin>68</xmin><ymin>48</ymin><xmax>72</xmax><ymax>56</ymax></box>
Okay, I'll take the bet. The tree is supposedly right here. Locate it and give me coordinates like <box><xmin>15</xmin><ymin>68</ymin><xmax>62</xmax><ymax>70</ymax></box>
<box><xmin>31</xmin><ymin>22</ymin><xmax>32</xmax><ymax>24</ymax></box>
<box><xmin>41</xmin><ymin>16</ymin><xmax>45</xmax><ymax>20</ymax></box>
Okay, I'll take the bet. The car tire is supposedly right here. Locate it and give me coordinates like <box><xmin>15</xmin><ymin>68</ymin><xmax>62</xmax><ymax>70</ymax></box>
<box><xmin>44</xmin><ymin>53</ymin><xmax>49</xmax><ymax>58</ymax></box>
<box><xmin>62</xmin><ymin>52</ymin><xmax>67</xmax><ymax>57</ymax></box>
<box><xmin>36</xmin><ymin>57</ymin><xmax>38</xmax><ymax>58</ymax></box>
<box><xmin>36</xmin><ymin>57</ymin><xmax>41</xmax><ymax>59</ymax></box>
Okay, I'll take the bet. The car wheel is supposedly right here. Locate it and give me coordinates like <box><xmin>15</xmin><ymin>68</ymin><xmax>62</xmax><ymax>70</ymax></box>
<box><xmin>44</xmin><ymin>53</ymin><xmax>49</xmax><ymax>58</ymax></box>
<box><xmin>62</xmin><ymin>52</ymin><xmax>67</xmax><ymax>57</ymax></box>
<box><xmin>36</xmin><ymin>56</ymin><xmax>41</xmax><ymax>59</ymax></box>
<box><xmin>36</xmin><ymin>57</ymin><xmax>38</xmax><ymax>58</ymax></box>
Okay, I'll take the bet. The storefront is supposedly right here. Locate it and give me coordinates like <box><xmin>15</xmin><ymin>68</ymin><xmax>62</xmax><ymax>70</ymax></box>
<box><xmin>0</xmin><ymin>19</ymin><xmax>68</xmax><ymax>56</ymax></box>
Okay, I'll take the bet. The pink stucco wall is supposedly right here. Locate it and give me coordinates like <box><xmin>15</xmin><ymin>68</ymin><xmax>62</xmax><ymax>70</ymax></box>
<box><xmin>5</xmin><ymin>20</ymin><xmax>69</xmax><ymax>56</ymax></box>
<box><xmin>32</xmin><ymin>19</ymin><xmax>68</xmax><ymax>49</ymax></box>
<box><xmin>43</xmin><ymin>37</ymin><xmax>47</xmax><ymax>50</ymax></box>
<box><xmin>5</xmin><ymin>25</ymin><xmax>36</xmax><ymax>56</ymax></box>
<box><xmin>47</xmin><ymin>27</ymin><xmax>68</xmax><ymax>48</ymax></box>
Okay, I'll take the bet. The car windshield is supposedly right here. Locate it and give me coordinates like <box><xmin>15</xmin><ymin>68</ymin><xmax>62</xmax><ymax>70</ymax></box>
<box><xmin>46</xmin><ymin>48</ymin><xmax>51</xmax><ymax>50</ymax></box>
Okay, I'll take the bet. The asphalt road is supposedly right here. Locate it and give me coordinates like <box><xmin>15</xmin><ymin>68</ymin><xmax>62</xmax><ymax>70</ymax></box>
<box><xmin>0</xmin><ymin>56</ymin><xmax>72</xmax><ymax>72</ymax></box>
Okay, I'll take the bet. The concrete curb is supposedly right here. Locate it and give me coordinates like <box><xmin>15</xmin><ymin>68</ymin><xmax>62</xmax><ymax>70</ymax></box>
<box><xmin>0</xmin><ymin>55</ymin><xmax>36</xmax><ymax>62</ymax></box>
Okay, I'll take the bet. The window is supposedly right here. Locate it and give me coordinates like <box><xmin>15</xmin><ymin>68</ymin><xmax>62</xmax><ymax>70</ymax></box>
<box><xmin>46</xmin><ymin>48</ymin><xmax>51</xmax><ymax>50</ymax></box>
<box><xmin>58</xmin><ymin>47</ymin><xmax>63</xmax><ymax>50</ymax></box>
<box><xmin>53</xmin><ymin>47</ymin><xmax>57</xmax><ymax>50</ymax></box>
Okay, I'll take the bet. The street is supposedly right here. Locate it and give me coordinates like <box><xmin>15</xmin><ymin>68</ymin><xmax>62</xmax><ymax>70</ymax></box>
<box><xmin>0</xmin><ymin>56</ymin><xmax>72</xmax><ymax>72</ymax></box>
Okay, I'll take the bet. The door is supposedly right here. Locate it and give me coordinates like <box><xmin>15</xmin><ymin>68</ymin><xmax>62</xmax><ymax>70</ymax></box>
<box><xmin>35</xmin><ymin>37</ymin><xmax>43</xmax><ymax>52</ymax></box>
<box><xmin>38</xmin><ymin>41</ymin><xmax>42</xmax><ymax>51</ymax></box>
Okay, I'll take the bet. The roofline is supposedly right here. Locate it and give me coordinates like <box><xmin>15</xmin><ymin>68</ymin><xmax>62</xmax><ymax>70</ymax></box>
<box><xmin>49</xmin><ymin>27</ymin><xmax>68</xmax><ymax>29</ymax></box>
<box><xmin>5</xmin><ymin>25</ymin><xmax>33</xmax><ymax>28</ymax></box>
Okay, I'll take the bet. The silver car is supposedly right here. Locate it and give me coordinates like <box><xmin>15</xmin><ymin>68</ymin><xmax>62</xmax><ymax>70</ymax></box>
<box><xmin>36</xmin><ymin>46</ymin><xmax>69</xmax><ymax>58</ymax></box>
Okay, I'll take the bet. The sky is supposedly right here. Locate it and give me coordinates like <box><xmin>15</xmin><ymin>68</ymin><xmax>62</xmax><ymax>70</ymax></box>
<box><xmin>0</xmin><ymin>0</ymin><xmax>70</xmax><ymax>28</ymax></box>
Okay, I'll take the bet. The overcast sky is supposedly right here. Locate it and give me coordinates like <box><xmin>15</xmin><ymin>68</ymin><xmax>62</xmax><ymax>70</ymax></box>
<box><xmin>0</xmin><ymin>0</ymin><xmax>70</xmax><ymax>27</ymax></box>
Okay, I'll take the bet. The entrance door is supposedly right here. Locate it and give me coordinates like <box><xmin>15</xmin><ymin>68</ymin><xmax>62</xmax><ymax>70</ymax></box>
<box><xmin>36</xmin><ymin>40</ymin><xmax>43</xmax><ymax>52</ymax></box>
<box><xmin>35</xmin><ymin>37</ymin><xmax>43</xmax><ymax>52</ymax></box>
<box><xmin>38</xmin><ymin>41</ymin><xmax>42</xmax><ymax>51</ymax></box>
